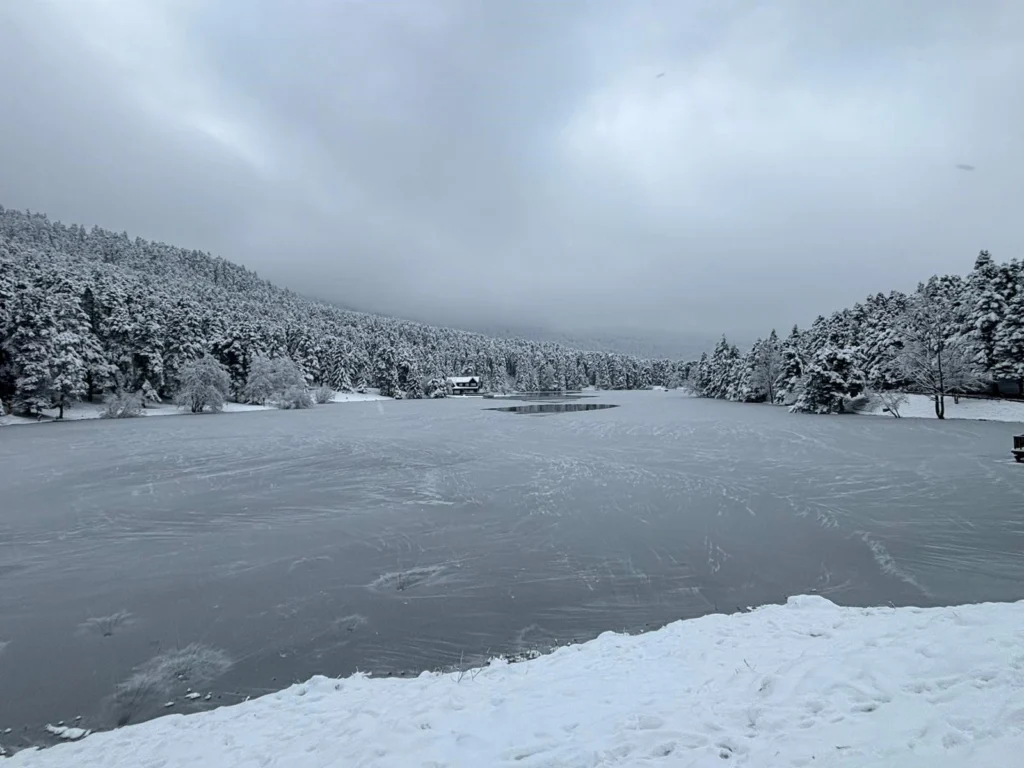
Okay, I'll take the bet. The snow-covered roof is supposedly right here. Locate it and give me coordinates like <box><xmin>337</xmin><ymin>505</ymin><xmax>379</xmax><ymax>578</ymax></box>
<box><xmin>447</xmin><ymin>377</ymin><xmax>479</xmax><ymax>384</ymax></box>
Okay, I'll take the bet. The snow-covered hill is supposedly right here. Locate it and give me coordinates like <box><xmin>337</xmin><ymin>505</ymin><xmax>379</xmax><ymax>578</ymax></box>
<box><xmin>0</xmin><ymin>206</ymin><xmax>683</xmax><ymax>416</ymax></box>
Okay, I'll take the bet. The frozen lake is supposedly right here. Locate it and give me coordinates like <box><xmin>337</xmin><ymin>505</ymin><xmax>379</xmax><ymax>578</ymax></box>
<box><xmin>2</xmin><ymin>391</ymin><xmax>1023</xmax><ymax>742</ymax></box>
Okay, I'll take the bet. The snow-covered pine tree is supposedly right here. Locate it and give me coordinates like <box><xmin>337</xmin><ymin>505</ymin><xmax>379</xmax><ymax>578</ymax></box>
<box><xmin>161</xmin><ymin>297</ymin><xmax>208</xmax><ymax>397</ymax></box>
<box><xmin>321</xmin><ymin>336</ymin><xmax>354</xmax><ymax>392</ymax></box>
<box><xmin>515</xmin><ymin>360</ymin><xmax>539</xmax><ymax>392</ymax></box>
<box><xmin>735</xmin><ymin>342</ymin><xmax>761</xmax><ymax>402</ymax></box>
<box><xmin>7</xmin><ymin>282</ymin><xmax>56</xmax><ymax>415</ymax></box>
<box><xmin>141</xmin><ymin>379</ymin><xmax>161</xmax><ymax>405</ymax></box>
<box><xmin>966</xmin><ymin>250</ymin><xmax>1007</xmax><ymax>376</ymax></box>
<box><xmin>374</xmin><ymin>336</ymin><xmax>400</xmax><ymax>398</ymax></box>
<box><xmin>774</xmin><ymin>326</ymin><xmax>805</xmax><ymax>405</ymax></box>
<box><xmin>538</xmin><ymin>362</ymin><xmax>557</xmax><ymax>392</ymax></box>
<box><xmin>423</xmin><ymin>377</ymin><xmax>448</xmax><ymax>398</ymax></box>
<box><xmin>211</xmin><ymin>322</ymin><xmax>267</xmax><ymax>396</ymax></box>
<box><xmin>396</xmin><ymin>347</ymin><xmax>423</xmax><ymax>399</ymax></box>
<box><xmin>704</xmin><ymin>336</ymin><xmax>742</xmax><ymax>399</ymax></box>
<box><xmin>693</xmin><ymin>352</ymin><xmax>711</xmax><ymax>395</ymax></box>
<box><xmin>791</xmin><ymin>346</ymin><xmax>865</xmax><ymax>414</ymax></box>
<box><xmin>49</xmin><ymin>329</ymin><xmax>88</xmax><ymax>418</ymax></box>
<box><xmin>0</xmin><ymin>250</ymin><xmax>15</xmax><ymax>406</ymax></box>
<box><xmin>858</xmin><ymin>292</ymin><xmax>909</xmax><ymax>391</ymax></box>
<box><xmin>991</xmin><ymin>260</ymin><xmax>1024</xmax><ymax>386</ymax></box>
<box><xmin>605</xmin><ymin>354</ymin><xmax>626</xmax><ymax>390</ymax></box>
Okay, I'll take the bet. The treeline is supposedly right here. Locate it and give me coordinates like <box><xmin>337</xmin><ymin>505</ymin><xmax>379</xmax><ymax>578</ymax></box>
<box><xmin>689</xmin><ymin>251</ymin><xmax>1023</xmax><ymax>417</ymax></box>
<box><xmin>0</xmin><ymin>206</ymin><xmax>687</xmax><ymax>417</ymax></box>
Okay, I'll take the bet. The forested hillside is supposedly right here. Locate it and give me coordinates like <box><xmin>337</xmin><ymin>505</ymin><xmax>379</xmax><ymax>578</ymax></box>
<box><xmin>692</xmin><ymin>251</ymin><xmax>1024</xmax><ymax>416</ymax></box>
<box><xmin>0</xmin><ymin>207</ymin><xmax>684</xmax><ymax>416</ymax></box>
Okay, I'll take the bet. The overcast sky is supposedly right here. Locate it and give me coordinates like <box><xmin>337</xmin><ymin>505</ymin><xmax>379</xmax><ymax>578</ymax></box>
<box><xmin>2</xmin><ymin>1</ymin><xmax>1022</xmax><ymax>338</ymax></box>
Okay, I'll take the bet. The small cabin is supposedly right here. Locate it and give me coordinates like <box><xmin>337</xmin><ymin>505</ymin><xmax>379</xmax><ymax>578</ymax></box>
<box><xmin>1014</xmin><ymin>434</ymin><xmax>1024</xmax><ymax>463</ymax></box>
<box><xmin>447</xmin><ymin>376</ymin><xmax>482</xmax><ymax>396</ymax></box>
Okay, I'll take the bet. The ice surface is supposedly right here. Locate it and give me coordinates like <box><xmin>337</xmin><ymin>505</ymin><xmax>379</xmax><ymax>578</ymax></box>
<box><xmin>8</xmin><ymin>596</ymin><xmax>1024</xmax><ymax>767</ymax></box>
<box><xmin>1</xmin><ymin>391</ymin><xmax>1022</xmax><ymax>742</ymax></box>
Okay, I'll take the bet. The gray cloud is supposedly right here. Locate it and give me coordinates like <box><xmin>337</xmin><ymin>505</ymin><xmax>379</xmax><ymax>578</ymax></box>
<box><xmin>2</xmin><ymin>0</ymin><xmax>1022</xmax><ymax>341</ymax></box>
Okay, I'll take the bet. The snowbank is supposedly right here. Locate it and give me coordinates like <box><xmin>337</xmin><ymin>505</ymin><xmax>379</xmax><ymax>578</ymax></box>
<box><xmin>0</xmin><ymin>391</ymin><xmax>392</xmax><ymax>427</ymax></box>
<box><xmin>7</xmin><ymin>596</ymin><xmax>1023</xmax><ymax>767</ymax></box>
<box><xmin>862</xmin><ymin>393</ymin><xmax>1024</xmax><ymax>423</ymax></box>
<box><xmin>331</xmin><ymin>389</ymin><xmax>390</xmax><ymax>403</ymax></box>
<box><xmin>0</xmin><ymin>402</ymin><xmax>179</xmax><ymax>426</ymax></box>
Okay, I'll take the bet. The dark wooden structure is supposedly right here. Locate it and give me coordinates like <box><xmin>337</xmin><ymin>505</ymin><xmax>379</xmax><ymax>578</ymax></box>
<box><xmin>1014</xmin><ymin>434</ymin><xmax>1024</xmax><ymax>463</ymax></box>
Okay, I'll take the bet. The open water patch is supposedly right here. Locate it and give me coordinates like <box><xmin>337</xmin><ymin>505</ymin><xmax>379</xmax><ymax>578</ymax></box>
<box><xmin>487</xmin><ymin>403</ymin><xmax>619</xmax><ymax>415</ymax></box>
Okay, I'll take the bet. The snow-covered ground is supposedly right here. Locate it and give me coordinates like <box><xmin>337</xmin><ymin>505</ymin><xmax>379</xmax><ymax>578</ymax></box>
<box><xmin>0</xmin><ymin>401</ymin><xmax>184</xmax><ymax>425</ymax></box>
<box><xmin>6</xmin><ymin>596</ymin><xmax>1022</xmax><ymax>767</ymax></box>
<box><xmin>331</xmin><ymin>389</ymin><xmax>390</xmax><ymax>403</ymax></box>
<box><xmin>861</xmin><ymin>393</ymin><xmax>1024</xmax><ymax>423</ymax></box>
<box><xmin>0</xmin><ymin>390</ymin><xmax>390</xmax><ymax>427</ymax></box>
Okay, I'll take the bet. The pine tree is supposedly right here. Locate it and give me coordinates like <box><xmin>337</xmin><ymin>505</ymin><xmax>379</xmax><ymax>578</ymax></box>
<box><xmin>774</xmin><ymin>326</ymin><xmax>805</xmax><ymax>405</ymax></box>
<box><xmin>705</xmin><ymin>336</ymin><xmax>742</xmax><ymax>399</ymax></box>
<box><xmin>858</xmin><ymin>292</ymin><xmax>909</xmax><ymax>391</ymax></box>
<box><xmin>6</xmin><ymin>282</ymin><xmax>56</xmax><ymax>415</ymax></box>
<box><xmin>396</xmin><ymin>346</ymin><xmax>423</xmax><ymax>399</ymax></box>
<box><xmin>791</xmin><ymin>346</ymin><xmax>865</xmax><ymax>414</ymax></box>
<box><xmin>693</xmin><ymin>352</ymin><xmax>711</xmax><ymax>395</ymax></box>
<box><xmin>49</xmin><ymin>329</ymin><xmax>87</xmax><ymax>418</ymax></box>
<box><xmin>374</xmin><ymin>338</ymin><xmax>400</xmax><ymax>398</ymax></box>
<box><xmin>538</xmin><ymin>363</ymin><xmax>557</xmax><ymax>392</ymax></box>
<box><xmin>991</xmin><ymin>260</ymin><xmax>1024</xmax><ymax>384</ymax></box>
<box><xmin>966</xmin><ymin>250</ymin><xmax>1007</xmax><ymax>375</ymax></box>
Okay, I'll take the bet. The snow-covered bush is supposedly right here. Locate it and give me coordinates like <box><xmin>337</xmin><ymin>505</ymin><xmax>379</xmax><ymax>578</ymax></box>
<box><xmin>100</xmin><ymin>392</ymin><xmax>144</xmax><ymax>419</ymax></box>
<box><xmin>242</xmin><ymin>356</ymin><xmax>306</xmax><ymax>405</ymax></box>
<box><xmin>175</xmin><ymin>356</ymin><xmax>231</xmax><ymax>414</ymax></box>
<box><xmin>273</xmin><ymin>384</ymin><xmax>314</xmax><ymax>410</ymax></box>
<box><xmin>870</xmin><ymin>390</ymin><xmax>908</xmax><ymax>418</ymax></box>
<box><xmin>313</xmin><ymin>386</ymin><xmax>334</xmax><ymax>404</ymax></box>
<box><xmin>845</xmin><ymin>393</ymin><xmax>873</xmax><ymax>413</ymax></box>
<box><xmin>140</xmin><ymin>379</ymin><xmax>161</xmax><ymax>406</ymax></box>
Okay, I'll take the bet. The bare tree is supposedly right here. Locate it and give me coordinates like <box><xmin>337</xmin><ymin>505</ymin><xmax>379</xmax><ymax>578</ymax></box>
<box><xmin>896</xmin><ymin>281</ymin><xmax>982</xmax><ymax>419</ymax></box>
<box><xmin>897</xmin><ymin>337</ymin><xmax>980</xmax><ymax>418</ymax></box>
<box><xmin>873</xmin><ymin>390</ymin><xmax>908</xmax><ymax>418</ymax></box>
<box><xmin>749</xmin><ymin>337</ymin><xmax>784</xmax><ymax>404</ymax></box>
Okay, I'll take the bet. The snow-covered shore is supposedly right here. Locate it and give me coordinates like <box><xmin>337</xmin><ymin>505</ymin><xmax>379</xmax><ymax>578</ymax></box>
<box><xmin>6</xmin><ymin>596</ymin><xmax>1023</xmax><ymax>767</ymax></box>
<box><xmin>860</xmin><ymin>393</ymin><xmax>1024</xmax><ymax>423</ymax></box>
<box><xmin>0</xmin><ymin>391</ymin><xmax>390</xmax><ymax>427</ymax></box>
